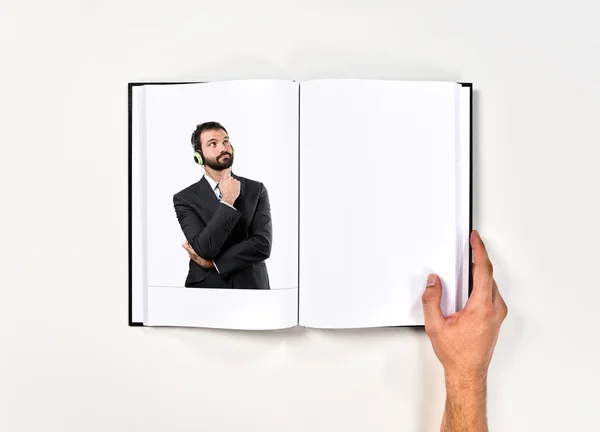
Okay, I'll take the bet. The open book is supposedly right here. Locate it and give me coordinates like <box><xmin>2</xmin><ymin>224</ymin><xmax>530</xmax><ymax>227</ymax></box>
<box><xmin>129</xmin><ymin>79</ymin><xmax>472</xmax><ymax>330</ymax></box>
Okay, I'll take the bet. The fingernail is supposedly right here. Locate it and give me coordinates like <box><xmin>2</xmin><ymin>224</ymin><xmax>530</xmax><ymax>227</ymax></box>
<box><xmin>427</xmin><ymin>274</ymin><xmax>436</xmax><ymax>287</ymax></box>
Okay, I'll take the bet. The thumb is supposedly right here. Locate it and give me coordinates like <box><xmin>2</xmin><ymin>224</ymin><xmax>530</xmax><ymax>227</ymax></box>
<box><xmin>422</xmin><ymin>273</ymin><xmax>445</xmax><ymax>329</ymax></box>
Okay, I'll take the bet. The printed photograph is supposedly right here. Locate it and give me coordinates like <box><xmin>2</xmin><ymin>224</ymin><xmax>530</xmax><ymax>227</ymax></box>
<box><xmin>142</xmin><ymin>81</ymin><xmax>299</xmax><ymax>291</ymax></box>
<box><xmin>174</xmin><ymin>121</ymin><xmax>272</xmax><ymax>289</ymax></box>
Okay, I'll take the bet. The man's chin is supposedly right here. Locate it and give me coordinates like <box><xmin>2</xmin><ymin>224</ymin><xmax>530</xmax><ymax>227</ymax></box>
<box><xmin>206</xmin><ymin>163</ymin><xmax>233</xmax><ymax>171</ymax></box>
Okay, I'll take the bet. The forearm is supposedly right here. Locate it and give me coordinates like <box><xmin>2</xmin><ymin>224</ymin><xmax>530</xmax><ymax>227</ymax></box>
<box><xmin>174</xmin><ymin>196</ymin><xmax>241</xmax><ymax>260</ymax></box>
<box><xmin>189</xmin><ymin>205</ymin><xmax>240</xmax><ymax>259</ymax></box>
<box><xmin>213</xmin><ymin>234</ymin><xmax>271</xmax><ymax>275</ymax></box>
<box><xmin>442</xmin><ymin>374</ymin><xmax>488</xmax><ymax>432</ymax></box>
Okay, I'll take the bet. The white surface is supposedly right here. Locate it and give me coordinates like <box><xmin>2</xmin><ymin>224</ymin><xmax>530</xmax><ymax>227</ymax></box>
<box><xmin>146</xmin><ymin>286</ymin><xmax>298</xmax><ymax>330</ymax></box>
<box><xmin>299</xmin><ymin>80</ymin><xmax>460</xmax><ymax>328</ymax></box>
<box><xmin>1</xmin><ymin>1</ymin><xmax>599</xmax><ymax>431</ymax></box>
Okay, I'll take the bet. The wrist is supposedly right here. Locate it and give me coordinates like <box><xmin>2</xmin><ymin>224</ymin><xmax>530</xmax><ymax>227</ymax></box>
<box><xmin>222</xmin><ymin>197</ymin><xmax>235</xmax><ymax>206</ymax></box>
<box><xmin>444</xmin><ymin>369</ymin><xmax>487</xmax><ymax>395</ymax></box>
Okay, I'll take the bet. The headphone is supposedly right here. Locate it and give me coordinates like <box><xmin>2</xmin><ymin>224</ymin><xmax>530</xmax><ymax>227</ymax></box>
<box><xmin>191</xmin><ymin>128</ymin><xmax>235</xmax><ymax>166</ymax></box>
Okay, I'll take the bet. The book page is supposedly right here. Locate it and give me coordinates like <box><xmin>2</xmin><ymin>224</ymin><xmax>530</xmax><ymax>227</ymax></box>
<box><xmin>129</xmin><ymin>85</ymin><xmax>146</xmax><ymax>325</ymax></box>
<box><xmin>456</xmin><ymin>84</ymin><xmax>472</xmax><ymax>311</ymax></box>
<box><xmin>130</xmin><ymin>79</ymin><xmax>299</xmax><ymax>329</ymax></box>
<box><xmin>299</xmin><ymin>79</ymin><xmax>459</xmax><ymax>328</ymax></box>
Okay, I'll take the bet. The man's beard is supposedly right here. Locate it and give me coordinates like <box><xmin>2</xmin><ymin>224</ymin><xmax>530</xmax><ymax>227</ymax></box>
<box><xmin>204</xmin><ymin>152</ymin><xmax>233</xmax><ymax>170</ymax></box>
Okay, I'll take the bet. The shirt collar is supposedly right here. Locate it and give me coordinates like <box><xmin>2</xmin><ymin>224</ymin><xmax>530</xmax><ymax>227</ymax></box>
<box><xmin>204</xmin><ymin>172</ymin><xmax>236</xmax><ymax>189</ymax></box>
<box><xmin>203</xmin><ymin>173</ymin><xmax>219</xmax><ymax>190</ymax></box>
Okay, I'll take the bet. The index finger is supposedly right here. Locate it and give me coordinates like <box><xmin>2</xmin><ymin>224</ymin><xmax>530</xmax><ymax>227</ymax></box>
<box><xmin>469</xmin><ymin>230</ymin><xmax>494</xmax><ymax>306</ymax></box>
<box><xmin>182</xmin><ymin>242</ymin><xmax>196</xmax><ymax>255</ymax></box>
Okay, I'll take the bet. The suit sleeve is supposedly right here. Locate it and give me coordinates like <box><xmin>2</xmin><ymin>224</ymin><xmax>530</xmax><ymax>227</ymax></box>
<box><xmin>213</xmin><ymin>183</ymin><xmax>272</xmax><ymax>276</ymax></box>
<box><xmin>173</xmin><ymin>194</ymin><xmax>241</xmax><ymax>261</ymax></box>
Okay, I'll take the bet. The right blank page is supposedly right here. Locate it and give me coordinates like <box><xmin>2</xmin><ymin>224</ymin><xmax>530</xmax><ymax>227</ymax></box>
<box><xmin>299</xmin><ymin>79</ymin><xmax>459</xmax><ymax>328</ymax></box>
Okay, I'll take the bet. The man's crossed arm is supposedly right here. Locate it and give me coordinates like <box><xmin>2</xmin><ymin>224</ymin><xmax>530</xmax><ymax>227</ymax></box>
<box><xmin>174</xmin><ymin>184</ymin><xmax>272</xmax><ymax>276</ymax></box>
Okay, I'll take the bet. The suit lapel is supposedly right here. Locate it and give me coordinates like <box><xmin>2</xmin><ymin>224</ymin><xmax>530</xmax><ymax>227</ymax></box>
<box><xmin>195</xmin><ymin>177</ymin><xmax>220</xmax><ymax>215</ymax></box>
<box><xmin>195</xmin><ymin>173</ymin><xmax>245</xmax><ymax>215</ymax></box>
<box><xmin>231</xmin><ymin>172</ymin><xmax>244</xmax><ymax>206</ymax></box>
<box><xmin>229</xmin><ymin>173</ymin><xmax>245</xmax><ymax>237</ymax></box>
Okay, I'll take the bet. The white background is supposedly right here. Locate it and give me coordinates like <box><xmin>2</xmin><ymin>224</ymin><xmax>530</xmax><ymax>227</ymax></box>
<box><xmin>142</xmin><ymin>80</ymin><xmax>298</xmax><ymax>289</ymax></box>
<box><xmin>1</xmin><ymin>1</ymin><xmax>599</xmax><ymax>431</ymax></box>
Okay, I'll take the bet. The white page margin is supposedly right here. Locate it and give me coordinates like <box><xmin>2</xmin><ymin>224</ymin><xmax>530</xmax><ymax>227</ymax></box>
<box><xmin>146</xmin><ymin>286</ymin><xmax>298</xmax><ymax>330</ymax></box>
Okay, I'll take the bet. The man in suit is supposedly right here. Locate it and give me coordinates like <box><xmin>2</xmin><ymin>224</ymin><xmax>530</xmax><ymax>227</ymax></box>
<box><xmin>173</xmin><ymin>121</ymin><xmax>272</xmax><ymax>289</ymax></box>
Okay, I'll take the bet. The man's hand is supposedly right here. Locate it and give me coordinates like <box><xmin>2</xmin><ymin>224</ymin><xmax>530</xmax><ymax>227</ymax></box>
<box><xmin>182</xmin><ymin>241</ymin><xmax>215</xmax><ymax>269</ymax></box>
<box><xmin>218</xmin><ymin>173</ymin><xmax>241</xmax><ymax>206</ymax></box>
<box><xmin>423</xmin><ymin>229</ymin><xmax>507</xmax><ymax>378</ymax></box>
<box><xmin>422</xmin><ymin>230</ymin><xmax>508</xmax><ymax>431</ymax></box>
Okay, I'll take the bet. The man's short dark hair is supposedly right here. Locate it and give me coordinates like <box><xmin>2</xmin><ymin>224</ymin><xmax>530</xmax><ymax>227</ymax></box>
<box><xmin>191</xmin><ymin>121</ymin><xmax>228</xmax><ymax>152</ymax></box>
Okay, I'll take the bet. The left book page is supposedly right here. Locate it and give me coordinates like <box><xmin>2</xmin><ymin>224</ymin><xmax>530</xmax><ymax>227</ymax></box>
<box><xmin>129</xmin><ymin>80</ymin><xmax>299</xmax><ymax>329</ymax></box>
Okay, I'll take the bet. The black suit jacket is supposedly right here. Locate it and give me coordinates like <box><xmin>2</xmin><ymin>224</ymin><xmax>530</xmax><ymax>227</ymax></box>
<box><xmin>173</xmin><ymin>174</ymin><xmax>272</xmax><ymax>289</ymax></box>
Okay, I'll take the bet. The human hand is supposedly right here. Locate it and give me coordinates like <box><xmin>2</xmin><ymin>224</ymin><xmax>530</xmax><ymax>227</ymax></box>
<box><xmin>422</xmin><ymin>230</ymin><xmax>508</xmax><ymax>382</ymax></box>
<box><xmin>182</xmin><ymin>241</ymin><xmax>214</xmax><ymax>269</ymax></box>
<box><xmin>218</xmin><ymin>173</ymin><xmax>241</xmax><ymax>206</ymax></box>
